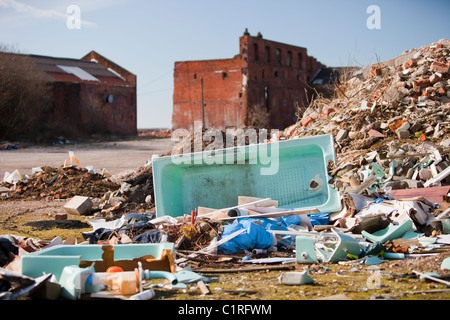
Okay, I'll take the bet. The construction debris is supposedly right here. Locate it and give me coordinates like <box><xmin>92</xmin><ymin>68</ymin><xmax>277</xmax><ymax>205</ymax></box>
<box><xmin>0</xmin><ymin>39</ymin><xmax>449</xmax><ymax>301</ymax></box>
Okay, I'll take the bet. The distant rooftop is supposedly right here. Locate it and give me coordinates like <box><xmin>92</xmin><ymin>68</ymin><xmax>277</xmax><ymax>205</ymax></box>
<box><xmin>21</xmin><ymin>52</ymin><xmax>132</xmax><ymax>86</ymax></box>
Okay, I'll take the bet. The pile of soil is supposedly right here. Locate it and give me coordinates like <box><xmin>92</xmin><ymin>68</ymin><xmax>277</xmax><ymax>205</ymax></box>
<box><xmin>2</xmin><ymin>166</ymin><xmax>120</xmax><ymax>200</ymax></box>
<box><xmin>24</xmin><ymin>219</ymin><xmax>91</xmax><ymax>230</ymax></box>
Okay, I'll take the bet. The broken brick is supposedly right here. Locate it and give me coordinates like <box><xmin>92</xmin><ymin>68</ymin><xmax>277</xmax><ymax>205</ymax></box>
<box><xmin>389</xmin><ymin>119</ymin><xmax>408</xmax><ymax>132</ymax></box>
<box><xmin>301</xmin><ymin>115</ymin><xmax>314</xmax><ymax>127</ymax></box>
<box><xmin>55</xmin><ymin>213</ymin><xmax>68</xmax><ymax>221</ymax></box>
<box><xmin>430</xmin><ymin>61</ymin><xmax>449</xmax><ymax>73</ymax></box>
<box><xmin>429</xmin><ymin>72</ymin><xmax>443</xmax><ymax>84</ymax></box>
<box><xmin>413</xmin><ymin>79</ymin><xmax>431</xmax><ymax>89</ymax></box>
<box><xmin>403</xmin><ymin>58</ymin><xmax>415</xmax><ymax>70</ymax></box>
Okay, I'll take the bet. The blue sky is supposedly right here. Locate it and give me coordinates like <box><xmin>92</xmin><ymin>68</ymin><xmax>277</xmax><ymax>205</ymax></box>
<box><xmin>1</xmin><ymin>0</ymin><xmax>449</xmax><ymax>129</ymax></box>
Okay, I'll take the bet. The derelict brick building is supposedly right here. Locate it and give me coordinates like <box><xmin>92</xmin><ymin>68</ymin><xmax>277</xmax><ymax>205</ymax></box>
<box><xmin>172</xmin><ymin>30</ymin><xmax>325</xmax><ymax>131</ymax></box>
<box><xmin>29</xmin><ymin>50</ymin><xmax>137</xmax><ymax>137</ymax></box>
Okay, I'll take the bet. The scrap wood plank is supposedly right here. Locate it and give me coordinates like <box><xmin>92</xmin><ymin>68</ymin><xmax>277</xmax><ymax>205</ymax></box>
<box><xmin>237</xmin><ymin>196</ymin><xmax>278</xmax><ymax>207</ymax></box>
<box><xmin>194</xmin><ymin>264</ymin><xmax>295</xmax><ymax>274</ymax></box>
<box><xmin>424</xmin><ymin>166</ymin><xmax>450</xmax><ymax>187</ymax></box>
<box><xmin>355</xmin><ymin>175</ymin><xmax>377</xmax><ymax>195</ymax></box>
<box><xmin>389</xmin><ymin>186</ymin><xmax>450</xmax><ymax>204</ymax></box>
<box><xmin>198</xmin><ymin>198</ymin><xmax>273</xmax><ymax>218</ymax></box>
<box><xmin>217</xmin><ymin>208</ymin><xmax>320</xmax><ymax>221</ymax></box>
<box><xmin>175</xmin><ymin>229</ymin><xmax>246</xmax><ymax>264</ymax></box>
<box><xmin>402</xmin><ymin>289</ymin><xmax>450</xmax><ymax>295</ymax></box>
<box><xmin>413</xmin><ymin>270</ymin><xmax>450</xmax><ymax>287</ymax></box>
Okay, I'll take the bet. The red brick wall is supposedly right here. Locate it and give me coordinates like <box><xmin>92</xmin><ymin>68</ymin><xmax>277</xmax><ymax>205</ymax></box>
<box><xmin>52</xmin><ymin>82</ymin><xmax>137</xmax><ymax>136</ymax></box>
<box><xmin>172</xmin><ymin>58</ymin><xmax>244</xmax><ymax>131</ymax></box>
<box><xmin>82</xmin><ymin>51</ymin><xmax>137</xmax><ymax>86</ymax></box>
<box><xmin>172</xmin><ymin>32</ymin><xmax>325</xmax><ymax>131</ymax></box>
<box><xmin>241</xmin><ymin>34</ymin><xmax>325</xmax><ymax>129</ymax></box>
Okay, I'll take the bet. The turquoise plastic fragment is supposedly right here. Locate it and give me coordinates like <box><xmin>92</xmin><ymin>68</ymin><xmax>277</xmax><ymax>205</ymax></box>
<box><xmin>175</xmin><ymin>270</ymin><xmax>212</xmax><ymax>284</ymax></box>
<box><xmin>383</xmin><ymin>252</ymin><xmax>405</xmax><ymax>260</ymax></box>
<box><xmin>371</xmin><ymin>162</ymin><xmax>385</xmax><ymax>179</ymax></box>
<box><xmin>295</xmin><ymin>236</ymin><xmax>318</xmax><ymax>263</ymax></box>
<box><xmin>21</xmin><ymin>243</ymin><xmax>175</xmax><ymax>280</ymax></box>
<box><xmin>365</xmin><ymin>256</ymin><xmax>383</xmax><ymax>265</ymax></box>
<box><xmin>152</xmin><ymin>134</ymin><xmax>341</xmax><ymax>217</ymax></box>
<box><xmin>58</xmin><ymin>265</ymin><xmax>100</xmax><ymax>300</ymax></box>
<box><xmin>441</xmin><ymin>257</ymin><xmax>450</xmax><ymax>271</ymax></box>
<box><xmin>442</xmin><ymin>219</ymin><xmax>450</xmax><ymax>234</ymax></box>
<box><xmin>361</xmin><ymin>220</ymin><xmax>413</xmax><ymax>244</ymax></box>
<box><xmin>325</xmin><ymin>230</ymin><xmax>361</xmax><ymax>262</ymax></box>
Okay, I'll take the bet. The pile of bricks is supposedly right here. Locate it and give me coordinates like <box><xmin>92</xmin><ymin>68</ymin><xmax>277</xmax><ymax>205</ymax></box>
<box><xmin>280</xmin><ymin>39</ymin><xmax>450</xmax><ymax>195</ymax></box>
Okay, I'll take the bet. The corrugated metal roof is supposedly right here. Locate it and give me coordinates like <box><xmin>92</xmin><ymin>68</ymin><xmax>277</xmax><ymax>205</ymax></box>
<box><xmin>26</xmin><ymin>54</ymin><xmax>131</xmax><ymax>85</ymax></box>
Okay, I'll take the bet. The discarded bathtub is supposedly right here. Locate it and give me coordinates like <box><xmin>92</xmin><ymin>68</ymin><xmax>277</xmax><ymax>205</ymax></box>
<box><xmin>152</xmin><ymin>134</ymin><xmax>340</xmax><ymax>217</ymax></box>
<box><xmin>21</xmin><ymin>243</ymin><xmax>176</xmax><ymax>281</ymax></box>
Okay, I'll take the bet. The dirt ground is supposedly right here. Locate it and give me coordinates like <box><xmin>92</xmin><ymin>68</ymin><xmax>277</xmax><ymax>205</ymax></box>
<box><xmin>0</xmin><ymin>137</ymin><xmax>449</xmax><ymax>301</ymax></box>
<box><xmin>0</xmin><ymin>137</ymin><xmax>175</xmax><ymax>181</ymax></box>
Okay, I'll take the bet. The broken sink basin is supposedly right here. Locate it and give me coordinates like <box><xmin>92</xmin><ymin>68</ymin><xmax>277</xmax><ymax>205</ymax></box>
<box><xmin>152</xmin><ymin>134</ymin><xmax>340</xmax><ymax>217</ymax></box>
<box><xmin>21</xmin><ymin>243</ymin><xmax>176</xmax><ymax>281</ymax></box>
<box><xmin>361</xmin><ymin>220</ymin><xmax>413</xmax><ymax>244</ymax></box>
<box><xmin>296</xmin><ymin>229</ymin><xmax>361</xmax><ymax>263</ymax></box>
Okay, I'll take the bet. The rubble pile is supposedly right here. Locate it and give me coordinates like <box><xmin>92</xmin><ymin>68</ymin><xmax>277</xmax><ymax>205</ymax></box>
<box><xmin>281</xmin><ymin>39</ymin><xmax>450</xmax><ymax>194</ymax></box>
<box><xmin>0</xmin><ymin>40</ymin><xmax>450</xmax><ymax>301</ymax></box>
<box><xmin>1</xmin><ymin>166</ymin><xmax>120</xmax><ymax>200</ymax></box>
<box><xmin>138</xmin><ymin>128</ymin><xmax>172</xmax><ymax>138</ymax></box>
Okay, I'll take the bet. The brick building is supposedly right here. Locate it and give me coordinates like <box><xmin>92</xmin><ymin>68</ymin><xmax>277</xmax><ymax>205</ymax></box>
<box><xmin>172</xmin><ymin>30</ymin><xmax>325</xmax><ymax>131</ymax></box>
<box><xmin>29</xmin><ymin>50</ymin><xmax>137</xmax><ymax>137</ymax></box>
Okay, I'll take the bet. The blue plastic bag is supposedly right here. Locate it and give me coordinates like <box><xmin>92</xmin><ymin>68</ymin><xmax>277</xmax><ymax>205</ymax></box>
<box><xmin>218</xmin><ymin>218</ymin><xmax>277</xmax><ymax>254</ymax></box>
<box><xmin>307</xmin><ymin>212</ymin><xmax>330</xmax><ymax>226</ymax></box>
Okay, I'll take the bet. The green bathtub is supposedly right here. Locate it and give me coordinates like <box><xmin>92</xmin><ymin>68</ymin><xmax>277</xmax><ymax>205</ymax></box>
<box><xmin>152</xmin><ymin>133</ymin><xmax>341</xmax><ymax>217</ymax></box>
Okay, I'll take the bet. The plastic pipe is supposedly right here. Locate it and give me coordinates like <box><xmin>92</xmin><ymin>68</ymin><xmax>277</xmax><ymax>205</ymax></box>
<box><xmin>227</xmin><ymin>208</ymin><xmax>249</xmax><ymax>217</ymax></box>
<box><xmin>87</xmin><ymin>270</ymin><xmax>139</xmax><ymax>295</ymax></box>
<box><xmin>128</xmin><ymin>289</ymin><xmax>156</xmax><ymax>300</ymax></box>
<box><xmin>142</xmin><ymin>270</ymin><xmax>178</xmax><ymax>285</ymax></box>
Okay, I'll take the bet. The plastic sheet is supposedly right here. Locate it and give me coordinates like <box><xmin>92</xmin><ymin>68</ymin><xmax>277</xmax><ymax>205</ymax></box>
<box><xmin>218</xmin><ymin>218</ymin><xmax>277</xmax><ymax>254</ymax></box>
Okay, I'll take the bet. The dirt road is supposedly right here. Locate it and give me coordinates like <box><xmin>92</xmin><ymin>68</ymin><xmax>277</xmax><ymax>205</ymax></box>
<box><xmin>0</xmin><ymin>138</ymin><xmax>175</xmax><ymax>181</ymax></box>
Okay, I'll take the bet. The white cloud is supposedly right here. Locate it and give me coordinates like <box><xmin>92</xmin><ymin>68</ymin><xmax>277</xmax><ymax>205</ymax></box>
<box><xmin>0</xmin><ymin>0</ymin><xmax>97</xmax><ymax>28</ymax></box>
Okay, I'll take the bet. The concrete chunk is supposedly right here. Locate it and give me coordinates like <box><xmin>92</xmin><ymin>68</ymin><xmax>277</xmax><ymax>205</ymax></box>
<box><xmin>63</xmin><ymin>196</ymin><xmax>93</xmax><ymax>215</ymax></box>
<box><xmin>336</xmin><ymin>129</ymin><xmax>348</xmax><ymax>142</ymax></box>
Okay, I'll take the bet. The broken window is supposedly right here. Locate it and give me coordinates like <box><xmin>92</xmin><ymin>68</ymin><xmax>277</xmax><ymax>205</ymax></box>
<box><xmin>276</xmin><ymin>48</ymin><xmax>281</xmax><ymax>65</ymax></box>
<box><xmin>222</xmin><ymin>72</ymin><xmax>227</xmax><ymax>80</ymax></box>
<box><xmin>298</xmin><ymin>53</ymin><xmax>303</xmax><ymax>69</ymax></box>
<box><xmin>287</xmin><ymin>51</ymin><xmax>292</xmax><ymax>67</ymax></box>
<box><xmin>265</xmin><ymin>46</ymin><xmax>270</xmax><ymax>64</ymax></box>
<box><xmin>274</xmin><ymin>71</ymin><xmax>278</xmax><ymax>78</ymax></box>
<box><xmin>253</xmin><ymin>43</ymin><xmax>259</xmax><ymax>61</ymax></box>
<box><xmin>194</xmin><ymin>73</ymin><xmax>197</xmax><ymax>80</ymax></box>
<box><xmin>264</xmin><ymin>86</ymin><xmax>269</xmax><ymax>109</ymax></box>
